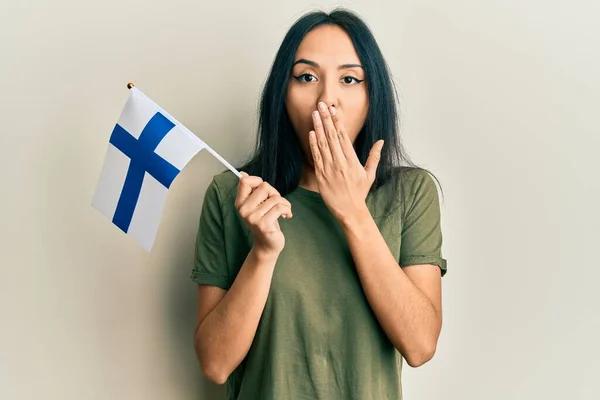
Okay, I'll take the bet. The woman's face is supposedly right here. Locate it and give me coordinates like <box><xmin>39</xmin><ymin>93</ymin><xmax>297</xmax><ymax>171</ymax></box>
<box><xmin>285</xmin><ymin>24</ymin><xmax>369</xmax><ymax>167</ymax></box>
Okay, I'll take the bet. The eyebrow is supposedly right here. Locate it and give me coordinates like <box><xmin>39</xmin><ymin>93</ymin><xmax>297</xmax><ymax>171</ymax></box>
<box><xmin>292</xmin><ymin>58</ymin><xmax>363</xmax><ymax>70</ymax></box>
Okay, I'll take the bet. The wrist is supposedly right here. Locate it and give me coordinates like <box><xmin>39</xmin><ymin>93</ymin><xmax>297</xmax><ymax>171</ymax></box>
<box><xmin>250</xmin><ymin>246</ymin><xmax>281</xmax><ymax>263</ymax></box>
<box><xmin>340</xmin><ymin>205</ymin><xmax>372</xmax><ymax>230</ymax></box>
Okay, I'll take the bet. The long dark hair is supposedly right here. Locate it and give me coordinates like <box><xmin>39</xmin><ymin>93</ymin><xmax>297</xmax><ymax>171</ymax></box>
<box><xmin>230</xmin><ymin>7</ymin><xmax>443</xmax><ymax>216</ymax></box>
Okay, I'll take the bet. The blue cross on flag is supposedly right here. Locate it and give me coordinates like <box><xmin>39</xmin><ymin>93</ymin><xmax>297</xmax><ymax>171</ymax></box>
<box><xmin>92</xmin><ymin>86</ymin><xmax>240</xmax><ymax>251</ymax></box>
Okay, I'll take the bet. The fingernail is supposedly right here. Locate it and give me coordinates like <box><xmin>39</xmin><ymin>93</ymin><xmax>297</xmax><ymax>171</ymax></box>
<box><xmin>318</xmin><ymin>102</ymin><xmax>327</xmax><ymax>112</ymax></box>
<box><xmin>313</xmin><ymin>110</ymin><xmax>319</xmax><ymax>119</ymax></box>
<box><xmin>329</xmin><ymin>106</ymin><xmax>336</xmax><ymax>115</ymax></box>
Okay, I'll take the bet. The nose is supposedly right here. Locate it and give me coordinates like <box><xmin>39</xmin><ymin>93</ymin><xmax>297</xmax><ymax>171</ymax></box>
<box><xmin>317</xmin><ymin>79</ymin><xmax>338</xmax><ymax>110</ymax></box>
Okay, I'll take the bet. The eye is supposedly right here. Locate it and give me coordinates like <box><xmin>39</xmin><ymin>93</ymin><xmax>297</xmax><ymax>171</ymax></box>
<box><xmin>342</xmin><ymin>76</ymin><xmax>364</xmax><ymax>85</ymax></box>
<box><xmin>292</xmin><ymin>73</ymin><xmax>365</xmax><ymax>85</ymax></box>
<box><xmin>293</xmin><ymin>73</ymin><xmax>317</xmax><ymax>83</ymax></box>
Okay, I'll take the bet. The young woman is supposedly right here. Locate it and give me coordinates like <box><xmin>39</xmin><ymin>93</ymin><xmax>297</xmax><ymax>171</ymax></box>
<box><xmin>191</xmin><ymin>8</ymin><xmax>448</xmax><ymax>400</ymax></box>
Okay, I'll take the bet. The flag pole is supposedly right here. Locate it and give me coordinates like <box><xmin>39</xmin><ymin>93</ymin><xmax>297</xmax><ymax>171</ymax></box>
<box><xmin>125</xmin><ymin>82</ymin><xmax>242</xmax><ymax>179</ymax></box>
<box><xmin>203</xmin><ymin>145</ymin><xmax>242</xmax><ymax>178</ymax></box>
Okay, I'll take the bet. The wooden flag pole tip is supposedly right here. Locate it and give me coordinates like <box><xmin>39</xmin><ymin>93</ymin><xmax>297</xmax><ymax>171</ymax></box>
<box><xmin>127</xmin><ymin>82</ymin><xmax>135</xmax><ymax>89</ymax></box>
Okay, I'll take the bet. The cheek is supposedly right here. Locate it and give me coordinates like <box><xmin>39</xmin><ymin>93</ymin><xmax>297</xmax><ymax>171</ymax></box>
<box><xmin>286</xmin><ymin>86</ymin><xmax>315</xmax><ymax>132</ymax></box>
<box><xmin>285</xmin><ymin>87</ymin><xmax>313</xmax><ymax>153</ymax></box>
<box><xmin>345</xmin><ymin>100</ymin><xmax>369</xmax><ymax>138</ymax></box>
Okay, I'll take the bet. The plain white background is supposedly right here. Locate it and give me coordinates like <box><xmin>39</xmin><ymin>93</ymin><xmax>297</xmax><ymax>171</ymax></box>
<box><xmin>1</xmin><ymin>0</ymin><xmax>598</xmax><ymax>399</ymax></box>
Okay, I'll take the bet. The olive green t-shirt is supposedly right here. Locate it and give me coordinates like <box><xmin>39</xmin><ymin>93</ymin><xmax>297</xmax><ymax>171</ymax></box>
<box><xmin>190</xmin><ymin>167</ymin><xmax>447</xmax><ymax>400</ymax></box>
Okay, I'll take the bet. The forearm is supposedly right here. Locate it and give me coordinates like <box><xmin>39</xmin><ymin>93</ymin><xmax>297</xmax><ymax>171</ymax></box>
<box><xmin>195</xmin><ymin>247</ymin><xmax>278</xmax><ymax>383</ymax></box>
<box><xmin>341</xmin><ymin>210</ymin><xmax>441</xmax><ymax>367</ymax></box>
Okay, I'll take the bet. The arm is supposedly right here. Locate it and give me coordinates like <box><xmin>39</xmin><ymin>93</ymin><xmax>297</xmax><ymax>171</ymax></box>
<box><xmin>193</xmin><ymin>247</ymin><xmax>279</xmax><ymax>384</ymax></box>
<box><xmin>341</xmin><ymin>210</ymin><xmax>443</xmax><ymax>368</ymax></box>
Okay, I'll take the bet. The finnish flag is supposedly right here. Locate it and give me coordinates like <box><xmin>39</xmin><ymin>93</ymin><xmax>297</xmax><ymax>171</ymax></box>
<box><xmin>92</xmin><ymin>86</ymin><xmax>240</xmax><ymax>251</ymax></box>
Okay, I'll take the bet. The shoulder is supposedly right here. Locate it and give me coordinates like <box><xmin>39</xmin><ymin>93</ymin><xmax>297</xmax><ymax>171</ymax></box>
<box><xmin>206</xmin><ymin>169</ymin><xmax>239</xmax><ymax>203</ymax></box>
<box><xmin>390</xmin><ymin>167</ymin><xmax>441</xmax><ymax>217</ymax></box>
<box><xmin>396</xmin><ymin>166</ymin><xmax>435</xmax><ymax>188</ymax></box>
<box><xmin>368</xmin><ymin>167</ymin><xmax>438</xmax><ymax>218</ymax></box>
<box><xmin>395</xmin><ymin>167</ymin><xmax>438</xmax><ymax>197</ymax></box>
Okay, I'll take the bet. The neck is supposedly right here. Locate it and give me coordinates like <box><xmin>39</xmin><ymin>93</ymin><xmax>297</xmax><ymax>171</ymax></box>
<box><xmin>299</xmin><ymin>163</ymin><xmax>319</xmax><ymax>193</ymax></box>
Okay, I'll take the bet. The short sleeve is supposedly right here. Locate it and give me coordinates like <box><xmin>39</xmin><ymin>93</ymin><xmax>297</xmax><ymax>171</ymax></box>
<box><xmin>399</xmin><ymin>170</ymin><xmax>448</xmax><ymax>277</ymax></box>
<box><xmin>189</xmin><ymin>179</ymin><xmax>233</xmax><ymax>289</ymax></box>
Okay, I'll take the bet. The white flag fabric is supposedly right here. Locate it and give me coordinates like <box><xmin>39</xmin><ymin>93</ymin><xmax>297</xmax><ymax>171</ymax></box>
<box><xmin>92</xmin><ymin>87</ymin><xmax>238</xmax><ymax>251</ymax></box>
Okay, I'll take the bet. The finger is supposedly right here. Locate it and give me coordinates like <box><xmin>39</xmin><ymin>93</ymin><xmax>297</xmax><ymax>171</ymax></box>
<box><xmin>330</xmin><ymin>106</ymin><xmax>356</xmax><ymax>161</ymax></box>
<box><xmin>239</xmin><ymin>172</ymin><xmax>263</xmax><ymax>189</ymax></box>
<box><xmin>249</xmin><ymin>196</ymin><xmax>292</xmax><ymax>222</ymax></box>
<box><xmin>308</xmin><ymin>129</ymin><xmax>324</xmax><ymax>176</ymax></box>
<box><xmin>312</xmin><ymin>110</ymin><xmax>333</xmax><ymax>168</ymax></box>
<box><xmin>241</xmin><ymin>182</ymin><xmax>280</xmax><ymax>215</ymax></box>
<box><xmin>318</xmin><ymin>102</ymin><xmax>346</xmax><ymax>167</ymax></box>
<box><xmin>261</xmin><ymin>203</ymin><xmax>293</xmax><ymax>227</ymax></box>
<box><xmin>364</xmin><ymin>140</ymin><xmax>385</xmax><ymax>182</ymax></box>
<box><xmin>236</xmin><ymin>172</ymin><xmax>263</xmax><ymax>209</ymax></box>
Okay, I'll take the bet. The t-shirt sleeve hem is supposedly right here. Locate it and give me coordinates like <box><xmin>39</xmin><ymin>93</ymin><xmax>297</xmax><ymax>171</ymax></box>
<box><xmin>400</xmin><ymin>256</ymin><xmax>448</xmax><ymax>277</ymax></box>
<box><xmin>189</xmin><ymin>270</ymin><xmax>233</xmax><ymax>290</ymax></box>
